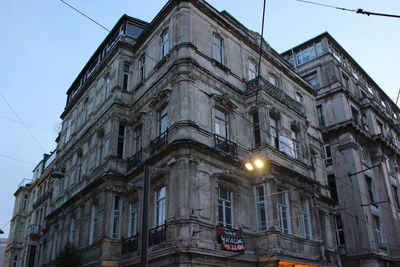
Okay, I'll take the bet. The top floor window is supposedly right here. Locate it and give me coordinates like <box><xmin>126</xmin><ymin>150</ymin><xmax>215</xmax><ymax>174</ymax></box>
<box><xmin>159</xmin><ymin>106</ymin><xmax>168</xmax><ymax>135</ymax></box>
<box><xmin>123</xmin><ymin>63</ymin><xmax>130</xmax><ymax>90</ymax></box>
<box><xmin>342</xmin><ymin>74</ymin><xmax>352</xmax><ymax>92</ymax></box>
<box><xmin>248</xmin><ymin>60</ymin><xmax>258</xmax><ymax>80</ymax></box>
<box><xmin>316</xmin><ymin>105</ymin><xmax>325</xmax><ymax>128</ymax></box>
<box><xmin>295</xmin><ymin>92</ymin><xmax>303</xmax><ymax>104</ymax></box>
<box><xmin>212</xmin><ymin>34</ymin><xmax>224</xmax><ymax>64</ymax></box>
<box><xmin>269</xmin><ymin>74</ymin><xmax>280</xmax><ymax>88</ymax></box>
<box><xmin>214</xmin><ymin>109</ymin><xmax>228</xmax><ymax>139</ymax></box>
<box><xmin>161</xmin><ymin>29</ymin><xmax>170</xmax><ymax>58</ymax></box>
<box><xmin>117</xmin><ymin>124</ymin><xmax>126</xmax><ymax>158</ymax></box>
<box><xmin>138</xmin><ymin>54</ymin><xmax>146</xmax><ymax>82</ymax></box>
<box><xmin>65</xmin><ymin>118</ymin><xmax>73</xmax><ymax>143</ymax></box>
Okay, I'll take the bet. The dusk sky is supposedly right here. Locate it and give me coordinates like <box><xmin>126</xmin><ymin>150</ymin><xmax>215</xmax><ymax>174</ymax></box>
<box><xmin>0</xmin><ymin>0</ymin><xmax>399</xmax><ymax>237</ymax></box>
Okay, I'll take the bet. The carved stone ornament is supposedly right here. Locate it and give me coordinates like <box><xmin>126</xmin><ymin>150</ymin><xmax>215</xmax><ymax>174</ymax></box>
<box><xmin>151</xmin><ymin>167</ymin><xmax>170</xmax><ymax>180</ymax></box>
<box><xmin>97</xmin><ymin>127</ymin><xmax>105</xmax><ymax>137</ymax></box>
<box><xmin>149</xmin><ymin>88</ymin><xmax>172</xmax><ymax>107</ymax></box>
<box><xmin>291</xmin><ymin>120</ymin><xmax>301</xmax><ymax>131</ymax></box>
<box><xmin>269</xmin><ymin>107</ymin><xmax>281</xmax><ymax>119</ymax></box>
<box><xmin>131</xmin><ymin>111</ymin><xmax>147</xmax><ymax>124</ymax></box>
<box><xmin>212</xmin><ymin>93</ymin><xmax>237</xmax><ymax>110</ymax></box>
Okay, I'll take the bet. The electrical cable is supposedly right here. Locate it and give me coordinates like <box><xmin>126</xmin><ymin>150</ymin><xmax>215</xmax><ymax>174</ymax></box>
<box><xmin>293</xmin><ymin>0</ymin><xmax>400</xmax><ymax>19</ymax></box>
<box><xmin>59</xmin><ymin>0</ymin><xmax>111</xmax><ymax>32</ymax></box>
<box><xmin>0</xmin><ymin>115</ymin><xmax>55</xmax><ymax>134</ymax></box>
<box><xmin>0</xmin><ymin>154</ymin><xmax>36</xmax><ymax>165</ymax></box>
<box><xmin>0</xmin><ymin>94</ymin><xmax>46</xmax><ymax>152</ymax></box>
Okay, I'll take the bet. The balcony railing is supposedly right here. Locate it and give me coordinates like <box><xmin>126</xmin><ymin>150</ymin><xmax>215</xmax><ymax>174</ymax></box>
<box><xmin>127</xmin><ymin>150</ymin><xmax>142</xmax><ymax>172</ymax></box>
<box><xmin>149</xmin><ymin>224</ymin><xmax>166</xmax><ymax>246</ymax></box>
<box><xmin>27</xmin><ymin>225</ymin><xmax>40</xmax><ymax>240</ymax></box>
<box><xmin>150</xmin><ymin>131</ymin><xmax>168</xmax><ymax>155</ymax></box>
<box><xmin>214</xmin><ymin>134</ymin><xmax>237</xmax><ymax>158</ymax></box>
<box><xmin>121</xmin><ymin>233</ymin><xmax>139</xmax><ymax>254</ymax></box>
<box><xmin>246</xmin><ymin>76</ymin><xmax>305</xmax><ymax>116</ymax></box>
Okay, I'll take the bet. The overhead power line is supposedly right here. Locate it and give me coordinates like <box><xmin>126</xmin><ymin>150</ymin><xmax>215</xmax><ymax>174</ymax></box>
<box><xmin>59</xmin><ymin>0</ymin><xmax>111</xmax><ymax>32</ymax></box>
<box><xmin>294</xmin><ymin>0</ymin><xmax>400</xmax><ymax>18</ymax></box>
<box><xmin>0</xmin><ymin>94</ymin><xmax>46</xmax><ymax>153</ymax></box>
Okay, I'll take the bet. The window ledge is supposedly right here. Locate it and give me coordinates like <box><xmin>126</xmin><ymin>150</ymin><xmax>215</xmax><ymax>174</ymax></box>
<box><xmin>211</xmin><ymin>59</ymin><xmax>230</xmax><ymax>73</ymax></box>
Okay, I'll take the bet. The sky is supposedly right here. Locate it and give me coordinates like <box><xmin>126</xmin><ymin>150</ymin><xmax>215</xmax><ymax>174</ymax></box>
<box><xmin>0</xmin><ymin>0</ymin><xmax>399</xmax><ymax>238</ymax></box>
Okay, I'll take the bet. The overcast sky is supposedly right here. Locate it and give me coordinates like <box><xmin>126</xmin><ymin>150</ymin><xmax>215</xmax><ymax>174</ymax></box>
<box><xmin>0</xmin><ymin>0</ymin><xmax>399</xmax><ymax>237</ymax></box>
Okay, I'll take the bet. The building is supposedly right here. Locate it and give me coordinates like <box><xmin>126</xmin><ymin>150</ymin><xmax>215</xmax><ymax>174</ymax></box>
<box><xmin>6</xmin><ymin>1</ymin><xmax>339</xmax><ymax>266</ymax></box>
<box><xmin>4</xmin><ymin>151</ymin><xmax>56</xmax><ymax>267</ymax></box>
<box><xmin>1</xmin><ymin>238</ymin><xmax>8</xmax><ymax>267</ymax></box>
<box><xmin>282</xmin><ymin>32</ymin><xmax>400</xmax><ymax>267</ymax></box>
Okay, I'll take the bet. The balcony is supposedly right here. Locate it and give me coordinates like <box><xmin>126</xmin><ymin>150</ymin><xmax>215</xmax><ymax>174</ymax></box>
<box><xmin>246</xmin><ymin>77</ymin><xmax>305</xmax><ymax>116</ymax></box>
<box><xmin>150</xmin><ymin>131</ymin><xmax>168</xmax><ymax>155</ymax></box>
<box><xmin>214</xmin><ymin>134</ymin><xmax>237</xmax><ymax>158</ymax></box>
<box><xmin>149</xmin><ymin>224</ymin><xmax>166</xmax><ymax>246</ymax></box>
<box><xmin>27</xmin><ymin>224</ymin><xmax>40</xmax><ymax>240</ymax></box>
<box><xmin>121</xmin><ymin>233</ymin><xmax>139</xmax><ymax>254</ymax></box>
<box><xmin>127</xmin><ymin>150</ymin><xmax>142</xmax><ymax>172</ymax></box>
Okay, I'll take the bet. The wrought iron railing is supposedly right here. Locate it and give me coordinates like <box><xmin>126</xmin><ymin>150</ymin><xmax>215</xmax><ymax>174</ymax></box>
<box><xmin>127</xmin><ymin>150</ymin><xmax>142</xmax><ymax>172</ymax></box>
<box><xmin>149</xmin><ymin>224</ymin><xmax>166</xmax><ymax>246</ymax></box>
<box><xmin>150</xmin><ymin>131</ymin><xmax>168</xmax><ymax>155</ymax></box>
<box><xmin>214</xmin><ymin>134</ymin><xmax>237</xmax><ymax>158</ymax></box>
<box><xmin>121</xmin><ymin>233</ymin><xmax>139</xmax><ymax>254</ymax></box>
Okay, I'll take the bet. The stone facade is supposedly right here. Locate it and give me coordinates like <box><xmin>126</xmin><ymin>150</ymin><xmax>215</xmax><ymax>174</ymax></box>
<box><xmin>5</xmin><ymin>1</ymin><xmax>339</xmax><ymax>266</ymax></box>
<box><xmin>282</xmin><ymin>32</ymin><xmax>400</xmax><ymax>267</ymax></box>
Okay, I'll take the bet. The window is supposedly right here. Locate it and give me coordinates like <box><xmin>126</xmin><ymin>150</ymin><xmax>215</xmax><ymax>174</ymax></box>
<box><xmin>122</xmin><ymin>62</ymin><xmax>130</xmax><ymax>90</ymax></box>
<box><xmin>362</xmin><ymin>113</ymin><xmax>369</xmax><ymax>132</ymax></box>
<box><xmin>270</xmin><ymin>117</ymin><xmax>279</xmax><ymax>148</ymax></box>
<box><xmin>300</xmin><ymin>198</ymin><xmax>312</xmax><ymax>239</ymax></box>
<box><xmin>89</xmin><ymin>205</ymin><xmax>98</xmax><ymax>244</ymax></box>
<box><xmin>277</xmin><ymin>189</ymin><xmax>291</xmax><ymax>234</ymax></box>
<box><xmin>360</xmin><ymin>144</ymin><xmax>368</xmax><ymax>163</ymax></box>
<box><xmin>117</xmin><ymin>124</ymin><xmax>125</xmax><ymax>158</ymax></box>
<box><xmin>76</xmin><ymin>154</ymin><xmax>82</xmax><ymax>182</ymax></box>
<box><xmin>161</xmin><ymin>29</ymin><xmax>170</xmax><ymax>57</ymax></box>
<box><xmin>13</xmin><ymin>256</ymin><xmax>18</xmax><ymax>267</ymax></box>
<box><xmin>104</xmin><ymin>77</ymin><xmax>110</xmax><ymax>100</ymax></box>
<box><xmin>316</xmin><ymin>105</ymin><xmax>325</xmax><ymax>128</ymax></box>
<box><xmin>328</xmin><ymin>175</ymin><xmax>338</xmax><ymax>203</ymax></box>
<box><xmin>295</xmin><ymin>92</ymin><xmax>303</xmax><ymax>104</ymax></box>
<box><xmin>342</xmin><ymin>74</ymin><xmax>352</xmax><ymax>92</ymax></box>
<box><xmin>218</xmin><ymin>187</ymin><xmax>233</xmax><ymax>228</ymax></box>
<box><xmin>373</xmin><ymin>215</ymin><xmax>386</xmax><ymax>248</ymax></box>
<box><xmin>323</xmin><ymin>144</ymin><xmax>332</xmax><ymax>165</ymax></box>
<box><xmin>134</xmin><ymin>125</ymin><xmax>142</xmax><ymax>153</ymax></box>
<box><xmin>376</xmin><ymin>120</ymin><xmax>384</xmax><ymax>135</ymax></box>
<box><xmin>252</xmin><ymin>111</ymin><xmax>261</xmax><ymax>147</ymax></box>
<box><xmin>351</xmin><ymin>107</ymin><xmax>360</xmax><ymax>124</ymax></box>
<box><xmin>269</xmin><ymin>75</ymin><xmax>279</xmax><ymax>87</ymax></box>
<box><xmin>83</xmin><ymin>98</ymin><xmax>89</xmax><ymax>123</ymax></box>
<box><xmin>138</xmin><ymin>54</ymin><xmax>146</xmax><ymax>82</ymax></box>
<box><xmin>22</xmin><ymin>194</ymin><xmax>28</xmax><ymax>211</ymax></box>
<box><xmin>388</xmin><ymin>157</ymin><xmax>396</xmax><ymax>173</ymax></box>
<box><xmin>212</xmin><ymin>34</ymin><xmax>224</xmax><ymax>64</ymax></box>
<box><xmin>248</xmin><ymin>60</ymin><xmax>257</xmax><ymax>80</ymax></box>
<box><xmin>155</xmin><ymin>186</ymin><xmax>166</xmax><ymax>227</ymax></box>
<box><xmin>392</xmin><ymin>185</ymin><xmax>400</xmax><ymax>209</ymax></box>
<box><xmin>111</xmin><ymin>194</ymin><xmax>122</xmax><ymax>239</ymax></box>
<box><xmin>214</xmin><ymin>109</ymin><xmax>228</xmax><ymax>139</ymax></box>
<box><xmin>303</xmin><ymin>72</ymin><xmax>319</xmax><ymax>89</ymax></box>
<box><xmin>255</xmin><ymin>185</ymin><xmax>267</xmax><ymax>231</ymax></box>
<box><xmin>159</xmin><ymin>106</ymin><xmax>168</xmax><ymax>135</ymax></box>
<box><xmin>334</xmin><ymin>214</ymin><xmax>345</xmax><ymax>246</ymax></box>
<box><xmin>291</xmin><ymin>130</ymin><xmax>300</xmax><ymax>159</ymax></box>
<box><xmin>69</xmin><ymin>218</ymin><xmax>76</xmax><ymax>244</ymax></box>
<box><xmin>98</xmin><ymin>135</ymin><xmax>105</xmax><ymax>165</ymax></box>
<box><xmin>295</xmin><ymin>42</ymin><xmax>323</xmax><ymax>66</ymax></box>
<box><xmin>365</xmin><ymin>176</ymin><xmax>375</xmax><ymax>203</ymax></box>
<box><xmin>129</xmin><ymin>200</ymin><xmax>139</xmax><ymax>237</ymax></box>
<box><xmin>65</xmin><ymin>118</ymin><xmax>73</xmax><ymax>143</ymax></box>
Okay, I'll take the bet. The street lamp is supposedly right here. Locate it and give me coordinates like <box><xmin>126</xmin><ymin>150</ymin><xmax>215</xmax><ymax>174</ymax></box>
<box><xmin>245</xmin><ymin>157</ymin><xmax>267</xmax><ymax>171</ymax></box>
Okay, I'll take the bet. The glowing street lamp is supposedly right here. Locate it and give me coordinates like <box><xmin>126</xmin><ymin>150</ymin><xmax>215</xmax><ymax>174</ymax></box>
<box><xmin>245</xmin><ymin>157</ymin><xmax>266</xmax><ymax>171</ymax></box>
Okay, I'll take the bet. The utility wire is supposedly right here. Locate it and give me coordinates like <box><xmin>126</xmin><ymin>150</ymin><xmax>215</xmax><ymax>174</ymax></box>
<box><xmin>294</xmin><ymin>0</ymin><xmax>400</xmax><ymax>19</ymax></box>
<box><xmin>0</xmin><ymin>115</ymin><xmax>55</xmax><ymax>134</ymax></box>
<box><xmin>59</xmin><ymin>0</ymin><xmax>111</xmax><ymax>32</ymax></box>
<box><xmin>0</xmin><ymin>94</ymin><xmax>46</xmax><ymax>152</ymax></box>
<box><xmin>0</xmin><ymin>154</ymin><xmax>36</xmax><ymax>165</ymax></box>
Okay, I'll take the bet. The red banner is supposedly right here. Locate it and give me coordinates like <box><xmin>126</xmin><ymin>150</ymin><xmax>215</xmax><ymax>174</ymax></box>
<box><xmin>216</xmin><ymin>225</ymin><xmax>245</xmax><ymax>251</ymax></box>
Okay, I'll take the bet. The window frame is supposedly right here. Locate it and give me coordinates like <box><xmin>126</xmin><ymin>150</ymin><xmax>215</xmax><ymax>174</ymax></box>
<box><xmin>138</xmin><ymin>54</ymin><xmax>146</xmax><ymax>82</ymax></box>
<box><xmin>277</xmin><ymin>188</ymin><xmax>291</xmax><ymax>234</ymax></box>
<box><xmin>161</xmin><ymin>29</ymin><xmax>170</xmax><ymax>58</ymax></box>
<box><xmin>129</xmin><ymin>200</ymin><xmax>139</xmax><ymax>237</ymax></box>
<box><xmin>212</xmin><ymin>34</ymin><xmax>224</xmax><ymax>64</ymax></box>
<box><xmin>254</xmin><ymin>185</ymin><xmax>268</xmax><ymax>231</ymax></box>
<box><xmin>300</xmin><ymin>197</ymin><xmax>312</xmax><ymax>239</ymax></box>
<box><xmin>248</xmin><ymin>60</ymin><xmax>258</xmax><ymax>80</ymax></box>
<box><xmin>155</xmin><ymin>186</ymin><xmax>167</xmax><ymax>227</ymax></box>
<box><xmin>122</xmin><ymin>62</ymin><xmax>130</xmax><ymax>90</ymax></box>
<box><xmin>159</xmin><ymin>106</ymin><xmax>168</xmax><ymax>135</ymax></box>
<box><xmin>323</xmin><ymin>144</ymin><xmax>332</xmax><ymax>165</ymax></box>
<box><xmin>89</xmin><ymin>205</ymin><xmax>98</xmax><ymax>244</ymax></box>
<box><xmin>117</xmin><ymin>124</ymin><xmax>126</xmax><ymax>158</ymax></box>
<box><xmin>218</xmin><ymin>186</ymin><xmax>233</xmax><ymax>228</ymax></box>
<box><xmin>111</xmin><ymin>194</ymin><xmax>122</xmax><ymax>239</ymax></box>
